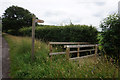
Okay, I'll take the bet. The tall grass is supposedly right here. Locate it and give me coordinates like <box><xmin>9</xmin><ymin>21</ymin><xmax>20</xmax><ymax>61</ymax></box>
<box><xmin>3</xmin><ymin>34</ymin><xmax>118</xmax><ymax>78</ymax></box>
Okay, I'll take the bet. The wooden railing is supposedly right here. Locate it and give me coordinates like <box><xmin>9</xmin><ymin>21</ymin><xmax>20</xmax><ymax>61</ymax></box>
<box><xmin>49</xmin><ymin>42</ymin><xmax>98</xmax><ymax>60</ymax></box>
<box><xmin>64</xmin><ymin>44</ymin><xmax>98</xmax><ymax>60</ymax></box>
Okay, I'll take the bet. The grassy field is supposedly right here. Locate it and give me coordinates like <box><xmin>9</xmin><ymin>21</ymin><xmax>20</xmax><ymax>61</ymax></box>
<box><xmin>3</xmin><ymin>34</ymin><xmax>118</xmax><ymax>78</ymax></box>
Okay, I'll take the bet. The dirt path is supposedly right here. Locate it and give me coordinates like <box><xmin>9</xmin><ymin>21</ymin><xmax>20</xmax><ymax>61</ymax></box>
<box><xmin>2</xmin><ymin>35</ymin><xmax>10</xmax><ymax>78</ymax></box>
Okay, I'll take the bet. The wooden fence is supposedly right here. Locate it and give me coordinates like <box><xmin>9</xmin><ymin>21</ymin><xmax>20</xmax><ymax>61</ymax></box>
<box><xmin>49</xmin><ymin>42</ymin><xmax>99</xmax><ymax>60</ymax></box>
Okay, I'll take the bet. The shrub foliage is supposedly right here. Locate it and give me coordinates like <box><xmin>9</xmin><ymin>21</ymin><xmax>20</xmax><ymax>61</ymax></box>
<box><xmin>19</xmin><ymin>25</ymin><xmax>98</xmax><ymax>43</ymax></box>
<box><xmin>100</xmin><ymin>14</ymin><xmax>120</xmax><ymax>59</ymax></box>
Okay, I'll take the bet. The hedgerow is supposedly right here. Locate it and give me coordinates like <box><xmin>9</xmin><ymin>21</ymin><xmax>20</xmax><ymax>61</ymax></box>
<box><xmin>19</xmin><ymin>25</ymin><xmax>98</xmax><ymax>43</ymax></box>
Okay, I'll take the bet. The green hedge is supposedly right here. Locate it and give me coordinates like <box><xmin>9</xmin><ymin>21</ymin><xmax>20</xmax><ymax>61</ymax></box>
<box><xmin>19</xmin><ymin>25</ymin><xmax>98</xmax><ymax>43</ymax></box>
<box><xmin>100</xmin><ymin>14</ymin><xmax>120</xmax><ymax>59</ymax></box>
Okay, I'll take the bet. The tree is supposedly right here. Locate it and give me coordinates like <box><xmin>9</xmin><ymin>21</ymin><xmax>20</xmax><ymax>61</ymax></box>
<box><xmin>2</xmin><ymin>5</ymin><xmax>33</xmax><ymax>34</ymax></box>
<box><xmin>100</xmin><ymin>14</ymin><xmax>120</xmax><ymax>59</ymax></box>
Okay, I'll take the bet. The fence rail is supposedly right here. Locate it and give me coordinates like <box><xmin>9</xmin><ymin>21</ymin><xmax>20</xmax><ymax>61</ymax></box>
<box><xmin>64</xmin><ymin>44</ymin><xmax>97</xmax><ymax>48</ymax></box>
<box><xmin>49</xmin><ymin>42</ymin><xmax>89</xmax><ymax>45</ymax></box>
<box><xmin>49</xmin><ymin>42</ymin><xmax>99</xmax><ymax>60</ymax></box>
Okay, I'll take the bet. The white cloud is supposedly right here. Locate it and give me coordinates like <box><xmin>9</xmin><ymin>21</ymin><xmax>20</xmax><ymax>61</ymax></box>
<box><xmin>0</xmin><ymin>0</ymin><xmax>120</xmax><ymax>31</ymax></box>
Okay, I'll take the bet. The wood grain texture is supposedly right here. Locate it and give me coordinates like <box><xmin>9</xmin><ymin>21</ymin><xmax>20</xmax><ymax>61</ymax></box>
<box><xmin>69</xmin><ymin>54</ymin><xmax>96</xmax><ymax>60</ymax></box>
<box><xmin>31</xmin><ymin>15</ymin><xmax>36</xmax><ymax>61</ymax></box>
<box><xmin>49</xmin><ymin>49</ymin><xmax>95</xmax><ymax>55</ymax></box>
<box><xmin>66</xmin><ymin>47</ymin><xmax>70</xmax><ymax>60</ymax></box>
<box><xmin>49</xmin><ymin>42</ymin><xmax>89</xmax><ymax>45</ymax></box>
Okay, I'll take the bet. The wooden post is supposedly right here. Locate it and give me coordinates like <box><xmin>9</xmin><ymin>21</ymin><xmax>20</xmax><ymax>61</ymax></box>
<box><xmin>77</xmin><ymin>48</ymin><xmax>80</xmax><ymax>57</ymax></box>
<box><xmin>66</xmin><ymin>47</ymin><xmax>70</xmax><ymax>60</ymax></box>
<box><xmin>49</xmin><ymin>44</ymin><xmax>53</xmax><ymax>60</ymax></box>
<box><xmin>31</xmin><ymin>15</ymin><xmax>44</xmax><ymax>61</ymax></box>
<box><xmin>77</xmin><ymin>44</ymin><xmax>80</xmax><ymax>57</ymax></box>
<box><xmin>94</xmin><ymin>44</ymin><xmax>98</xmax><ymax>60</ymax></box>
<box><xmin>31</xmin><ymin>15</ymin><xmax>36</xmax><ymax>61</ymax></box>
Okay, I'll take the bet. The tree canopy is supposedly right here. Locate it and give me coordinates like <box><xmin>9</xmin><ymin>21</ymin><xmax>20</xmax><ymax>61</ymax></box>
<box><xmin>2</xmin><ymin>5</ymin><xmax>33</xmax><ymax>34</ymax></box>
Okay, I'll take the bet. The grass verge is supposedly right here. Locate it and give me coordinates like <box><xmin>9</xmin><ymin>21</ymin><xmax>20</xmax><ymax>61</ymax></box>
<box><xmin>3</xmin><ymin>34</ymin><xmax>118</xmax><ymax>78</ymax></box>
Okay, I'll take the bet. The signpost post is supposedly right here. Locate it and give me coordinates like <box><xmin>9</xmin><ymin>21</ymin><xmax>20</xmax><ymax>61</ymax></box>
<box><xmin>31</xmin><ymin>15</ymin><xmax>44</xmax><ymax>61</ymax></box>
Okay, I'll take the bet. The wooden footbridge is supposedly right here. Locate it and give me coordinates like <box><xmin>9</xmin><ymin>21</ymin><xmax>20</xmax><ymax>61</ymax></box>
<box><xmin>49</xmin><ymin>42</ymin><xmax>99</xmax><ymax>60</ymax></box>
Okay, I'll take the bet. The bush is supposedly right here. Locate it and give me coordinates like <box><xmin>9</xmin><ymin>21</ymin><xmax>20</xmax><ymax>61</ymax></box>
<box><xmin>19</xmin><ymin>25</ymin><xmax>98</xmax><ymax>43</ymax></box>
<box><xmin>100</xmin><ymin>14</ymin><xmax>120</xmax><ymax>59</ymax></box>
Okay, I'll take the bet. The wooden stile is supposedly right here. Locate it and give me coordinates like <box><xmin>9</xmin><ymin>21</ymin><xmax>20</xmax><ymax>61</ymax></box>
<box><xmin>48</xmin><ymin>42</ymin><xmax>99</xmax><ymax>61</ymax></box>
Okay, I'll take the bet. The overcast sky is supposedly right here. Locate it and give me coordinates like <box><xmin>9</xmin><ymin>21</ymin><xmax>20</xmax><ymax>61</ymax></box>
<box><xmin>0</xmin><ymin>0</ymin><xmax>120</xmax><ymax>31</ymax></box>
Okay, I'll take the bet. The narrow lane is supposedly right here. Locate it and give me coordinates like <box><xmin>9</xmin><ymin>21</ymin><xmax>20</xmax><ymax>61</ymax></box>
<box><xmin>2</xmin><ymin>35</ymin><xmax>10</xmax><ymax>78</ymax></box>
<box><xmin>0</xmin><ymin>34</ymin><xmax>2</xmax><ymax>79</ymax></box>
